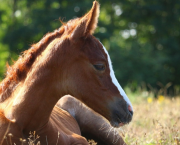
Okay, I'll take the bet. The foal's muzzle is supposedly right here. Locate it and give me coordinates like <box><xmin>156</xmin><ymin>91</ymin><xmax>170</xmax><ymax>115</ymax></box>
<box><xmin>109</xmin><ymin>99</ymin><xmax>133</xmax><ymax>128</ymax></box>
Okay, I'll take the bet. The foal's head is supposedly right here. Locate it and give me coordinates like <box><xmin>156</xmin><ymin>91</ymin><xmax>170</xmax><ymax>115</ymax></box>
<box><xmin>50</xmin><ymin>1</ymin><xmax>133</xmax><ymax>127</ymax></box>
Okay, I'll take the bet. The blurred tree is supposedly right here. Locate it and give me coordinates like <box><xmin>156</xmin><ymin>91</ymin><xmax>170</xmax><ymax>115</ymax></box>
<box><xmin>0</xmin><ymin>0</ymin><xmax>11</xmax><ymax>79</ymax></box>
<box><xmin>0</xmin><ymin>0</ymin><xmax>180</xmax><ymax>95</ymax></box>
<box><xmin>110</xmin><ymin>0</ymin><xmax>180</xmax><ymax>94</ymax></box>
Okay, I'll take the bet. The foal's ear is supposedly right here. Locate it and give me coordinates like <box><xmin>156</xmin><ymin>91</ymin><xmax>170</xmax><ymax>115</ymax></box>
<box><xmin>71</xmin><ymin>1</ymin><xmax>100</xmax><ymax>40</ymax></box>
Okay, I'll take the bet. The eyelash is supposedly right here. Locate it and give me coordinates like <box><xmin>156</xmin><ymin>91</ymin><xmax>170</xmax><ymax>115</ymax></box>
<box><xmin>93</xmin><ymin>64</ymin><xmax>106</xmax><ymax>71</ymax></box>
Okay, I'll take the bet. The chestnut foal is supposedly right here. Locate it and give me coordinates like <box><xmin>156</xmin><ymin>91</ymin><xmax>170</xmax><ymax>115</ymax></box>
<box><xmin>0</xmin><ymin>1</ymin><xmax>133</xmax><ymax>145</ymax></box>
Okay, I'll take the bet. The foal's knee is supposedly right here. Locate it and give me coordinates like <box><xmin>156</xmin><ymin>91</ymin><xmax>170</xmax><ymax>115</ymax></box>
<box><xmin>58</xmin><ymin>95</ymin><xmax>74</xmax><ymax>108</ymax></box>
<box><xmin>57</xmin><ymin>95</ymin><xmax>80</xmax><ymax>118</ymax></box>
<box><xmin>58</xmin><ymin>94</ymin><xmax>72</xmax><ymax>104</ymax></box>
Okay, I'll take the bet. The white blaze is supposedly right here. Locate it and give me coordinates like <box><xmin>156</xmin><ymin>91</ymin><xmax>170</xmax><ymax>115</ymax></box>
<box><xmin>101</xmin><ymin>43</ymin><xmax>133</xmax><ymax>111</ymax></box>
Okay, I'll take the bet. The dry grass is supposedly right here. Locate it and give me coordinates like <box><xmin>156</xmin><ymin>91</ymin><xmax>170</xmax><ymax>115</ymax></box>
<box><xmin>88</xmin><ymin>140</ymin><xmax>97</xmax><ymax>145</ymax></box>
<box><xmin>2</xmin><ymin>131</ymin><xmax>40</xmax><ymax>145</ymax></box>
<box><xmin>119</xmin><ymin>96</ymin><xmax>180</xmax><ymax>145</ymax></box>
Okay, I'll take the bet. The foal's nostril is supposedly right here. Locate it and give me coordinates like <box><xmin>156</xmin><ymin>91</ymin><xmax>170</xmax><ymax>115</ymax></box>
<box><xmin>128</xmin><ymin>105</ymin><xmax>132</xmax><ymax>112</ymax></box>
<box><xmin>129</xmin><ymin>110</ymin><xmax>133</xmax><ymax>116</ymax></box>
<box><xmin>128</xmin><ymin>105</ymin><xmax>133</xmax><ymax>116</ymax></box>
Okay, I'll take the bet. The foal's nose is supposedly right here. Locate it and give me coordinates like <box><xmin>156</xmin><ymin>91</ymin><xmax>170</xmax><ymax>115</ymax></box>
<box><xmin>128</xmin><ymin>105</ymin><xmax>133</xmax><ymax>116</ymax></box>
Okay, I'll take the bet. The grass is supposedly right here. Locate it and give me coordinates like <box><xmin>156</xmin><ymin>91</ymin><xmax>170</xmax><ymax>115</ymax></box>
<box><xmin>118</xmin><ymin>89</ymin><xmax>180</xmax><ymax>145</ymax></box>
<box><xmin>3</xmin><ymin>131</ymin><xmax>40</xmax><ymax>145</ymax></box>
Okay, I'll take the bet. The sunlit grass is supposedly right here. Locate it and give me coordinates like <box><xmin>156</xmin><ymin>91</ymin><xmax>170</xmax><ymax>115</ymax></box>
<box><xmin>119</xmin><ymin>91</ymin><xmax>180</xmax><ymax>145</ymax></box>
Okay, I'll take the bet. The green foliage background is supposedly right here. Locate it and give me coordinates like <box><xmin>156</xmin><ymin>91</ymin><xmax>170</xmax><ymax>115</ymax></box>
<box><xmin>0</xmin><ymin>0</ymin><xmax>180</xmax><ymax>95</ymax></box>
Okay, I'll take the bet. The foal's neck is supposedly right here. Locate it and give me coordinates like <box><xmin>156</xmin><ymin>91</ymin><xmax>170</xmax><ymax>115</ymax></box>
<box><xmin>4</xmin><ymin>61</ymin><xmax>64</xmax><ymax>133</ymax></box>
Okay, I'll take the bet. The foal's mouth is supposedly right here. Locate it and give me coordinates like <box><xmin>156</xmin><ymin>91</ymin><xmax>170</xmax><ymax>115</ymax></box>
<box><xmin>109</xmin><ymin>99</ymin><xmax>133</xmax><ymax>128</ymax></box>
<box><xmin>110</xmin><ymin>109</ymin><xmax>133</xmax><ymax>128</ymax></box>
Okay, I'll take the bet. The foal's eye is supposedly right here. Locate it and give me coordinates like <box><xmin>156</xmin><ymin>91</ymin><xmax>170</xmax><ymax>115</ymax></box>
<box><xmin>93</xmin><ymin>64</ymin><xmax>106</xmax><ymax>71</ymax></box>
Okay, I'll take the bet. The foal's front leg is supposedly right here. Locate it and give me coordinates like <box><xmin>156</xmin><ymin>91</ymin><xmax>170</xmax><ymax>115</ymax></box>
<box><xmin>56</xmin><ymin>95</ymin><xmax>126</xmax><ymax>145</ymax></box>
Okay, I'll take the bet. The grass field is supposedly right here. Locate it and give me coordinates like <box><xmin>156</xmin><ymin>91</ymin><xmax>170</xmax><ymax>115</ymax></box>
<box><xmin>118</xmin><ymin>90</ymin><xmax>180</xmax><ymax>145</ymax></box>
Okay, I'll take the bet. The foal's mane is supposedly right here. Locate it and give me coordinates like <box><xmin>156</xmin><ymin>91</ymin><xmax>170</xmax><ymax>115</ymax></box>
<box><xmin>0</xmin><ymin>26</ymin><xmax>65</xmax><ymax>102</ymax></box>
